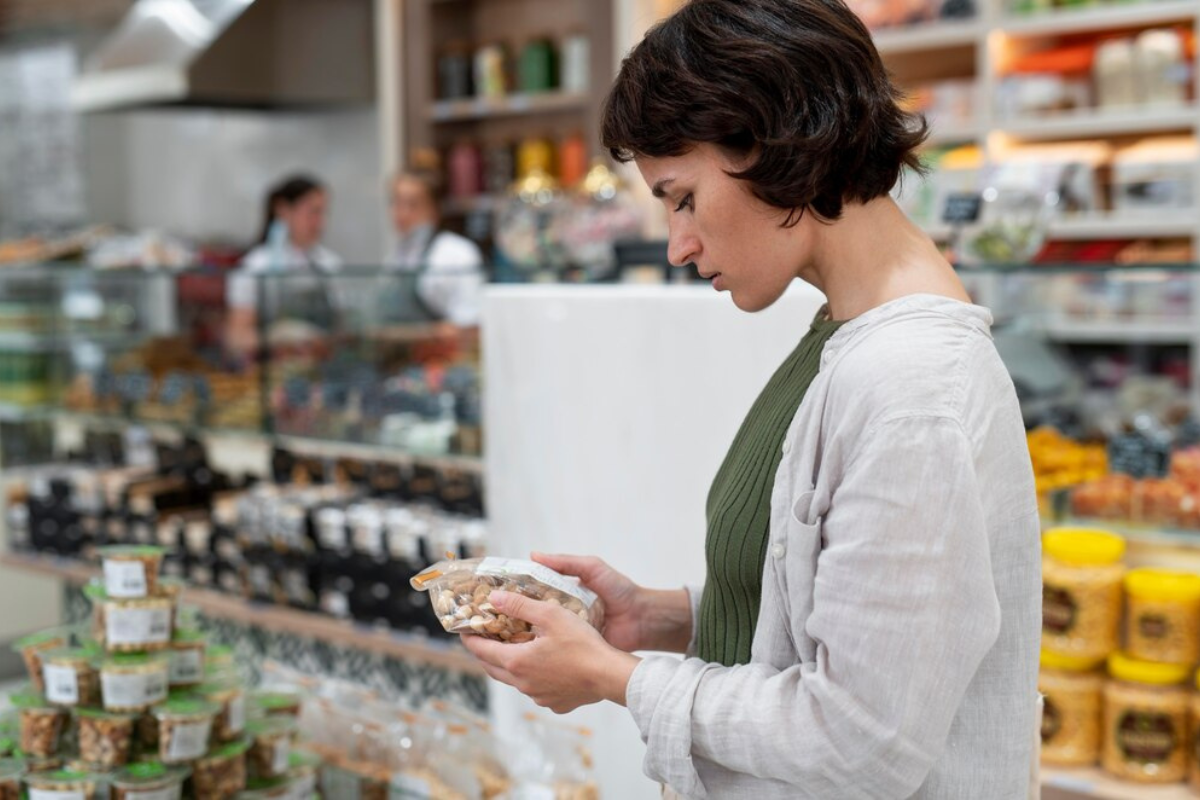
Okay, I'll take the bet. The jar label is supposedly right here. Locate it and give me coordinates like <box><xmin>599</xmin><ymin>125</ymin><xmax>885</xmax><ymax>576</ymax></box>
<box><xmin>167</xmin><ymin>718</ymin><xmax>212</xmax><ymax>761</ymax></box>
<box><xmin>1116</xmin><ymin>710</ymin><xmax>1177</xmax><ymax>763</ymax></box>
<box><xmin>44</xmin><ymin>663</ymin><xmax>80</xmax><ymax>704</ymax></box>
<box><xmin>107</xmin><ymin>605</ymin><xmax>171</xmax><ymax>647</ymax></box>
<box><xmin>105</xmin><ymin>559</ymin><xmax>149</xmax><ymax>598</ymax></box>
<box><xmin>1041</xmin><ymin>696</ymin><xmax>1062</xmax><ymax>744</ymax></box>
<box><xmin>1137</xmin><ymin>613</ymin><xmax>1170</xmax><ymax>640</ymax></box>
<box><xmin>170</xmin><ymin>648</ymin><xmax>204</xmax><ymax>685</ymax></box>
<box><xmin>103</xmin><ymin>669</ymin><xmax>168</xmax><ymax>709</ymax></box>
<box><xmin>1042</xmin><ymin>584</ymin><xmax>1077</xmax><ymax>635</ymax></box>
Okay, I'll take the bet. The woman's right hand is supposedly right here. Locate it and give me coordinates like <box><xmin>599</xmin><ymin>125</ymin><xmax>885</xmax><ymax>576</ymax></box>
<box><xmin>532</xmin><ymin>553</ymin><xmax>693</xmax><ymax>655</ymax></box>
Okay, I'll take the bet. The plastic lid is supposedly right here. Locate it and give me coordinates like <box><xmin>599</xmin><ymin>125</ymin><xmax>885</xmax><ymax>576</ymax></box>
<box><xmin>1124</xmin><ymin>568</ymin><xmax>1200</xmax><ymax>603</ymax></box>
<box><xmin>99</xmin><ymin>545</ymin><xmax>165</xmax><ymax>558</ymax></box>
<box><xmin>105</xmin><ymin>653</ymin><xmax>166</xmax><ymax>669</ymax></box>
<box><xmin>288</xmin><ymin>749</ymin><xmax>321</xmax><ymax>770</ymax></box>
<box><xmin>246</xmin><ymin>716</ymin><xmax>296</xmax><ymax>737</ymax></box>
<box><xmin>112</xmin><ymin>761</ymin><xmax>190</xmax><ymax>787</ymax></box>
<box><xmin>75</xmin><ymin>707</ymin><xmax>134</xmax><ymax>721</ymax></box>
<box><xmin>9</xmin><ymin>692</ymin><xmax>51</xmax><ymax>710</ymax></box>
<box><xmin>0</xmin><ymin>738</ymin><xmax>13</xmax><ymax>755</ymax></box>
<box><xmin>45</xmin><ymin>645</ymin><xmax>102</xmax><ymax>664</ymax></box>
<box><xmin>156</xmin><ymin>698</ymin><xmax>218</xmax><ymax>718</ymax></box>
<box><xmin>1043</xmin><ymin>528</ymin><xmax>1125</xmax><ymax>566</ymax></box>
<box><xmin>1109</xmin><ymin>652</ymin><xmax>1190</xmax><ymax>686</ymax></box>
<box><xmin>196</xmin><ymin>680</ymin><xmax>240</xmax><ymax>698</ymax></box>
<box><xmin>205</xmin><ymin>738</ymin><xmax>251</xmax><ymax>760</ymax></box>
<box><xmin>1040</xmin><ymin>650</ymin><xmax>1104</xmax><ymax>672</ymax></box>
<box><xmin>83</xmin><ymin>583</ymin><xmax>107</xmax><ymax>601</ymax></box>
<box><xmin>253</xmin><ymin>692</ymin><xmax>301</xmax><ymax>710</ymax></box>
<box><xmin>173</xmin><ymin>628</ymin><xmax>207</xmax><ymax>644</ymax></box>
<box><xmin>207</xmin><ymin>645</ymin><xmax>233</xmax><ymax>660</ymax></box>
<box><xmin>33</xmin><ymin>769</ymin><xmax>92</xmax><ymax>782</ymax></box>
<box><xmin>13</xmin><ymin>629</ymin><xmax>65</xmax><ymax>651</ymax></box>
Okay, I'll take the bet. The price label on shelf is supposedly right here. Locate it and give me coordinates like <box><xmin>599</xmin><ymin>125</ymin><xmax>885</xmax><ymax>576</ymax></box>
<box><xmin>942</xmin><ymin>192</ymin><xmax>982</xmax><ymax>225</ymax></box>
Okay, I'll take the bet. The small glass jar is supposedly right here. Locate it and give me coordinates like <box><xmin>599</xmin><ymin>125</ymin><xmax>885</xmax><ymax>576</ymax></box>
<box><xmin>13</xmin><ymin>693</ymin><xmax>66</xmax><ymax>757</ymax></box>
<box><xmin>42</xmin><ymin>645</ymin><xmax>102</xmax><ymax>707</ymax></box>
<box><xmin>168</xmin><ymin>629</ymin><xmax>207</xmax><ymax>688</ymax></box>
<box><xmin>1124</xmin><ymin>568</ymin><xmax>1200</xmax><ymax>665</ymax></box>
<box><xmin>1041</xmin><ymin>528</ymin><xmax>1125</xmax><ymax>660</ymax></box>
<box><xmin>110</xmin><ymin>762</ymin><xmax>190</xmax><ymax>800</ymax></box>
<box><xmin>99</xmin><ymin>545</ymin><xmax>165</xmax><ymax>599</ymax></box>
<box><xmin>155</xmin><ymin>698</ymin><xmax>219</xmax><ymax>764</ymax></box>
<box><xmin>13</xmin><ymin>629</ymin><xmax>67</xmax><ymax>694</ymax></box>
<box><xmin>75</xmin><ymin>707</ymin><xmax>136</xmax><ymax>769</ymax></box>
<box><xmin>246</xmin><ymin>717</ymin><xmax>296</xmax><ymax>779</ymax></box>
<box><xmin>1039</xmin><ymin>650</ymin><xmax>1104</xmax><ymax>767</ymax></box>
<box><xmin>197</xmin><ymin>681</ymin><xmax>246</xmax><ymax>742</ymax></box>
<box><xmin>1102</xmin><ymin>652</ymin><xmax>1189</xmax><ymax>783</ymax></box>
<box><xmin>97</xmin><ymin>594</ymin><xmax>173</xmax><ymax>653</ymax></box>
<box><xmin>23</xmin><ymin>769</ymin><xmax>104</xmax><ymax>800</ymax></box>
<box><xmin>0</xmin><ymin>757</ymin><xmax>24</xmax><ymax>800</ymax></box>
<box><xmin>192</xmin><ymin>738</ymin><xmax>249</xmax><ymax>799</ymax></box>
<box><xmin>100</xmin><ymin>653</ymin><xmax>169</xmax><ymax>713</ymax></box>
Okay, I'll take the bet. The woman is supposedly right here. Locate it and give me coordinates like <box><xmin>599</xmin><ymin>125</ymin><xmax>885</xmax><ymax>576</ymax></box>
<box><xmin>462</xmin><ymin>1</ymin><xmax>1041</xmax><ymax>798</ymax></box>
<box><xmin>227</xmin><ymin>175</ymin><xmax>343</xmax><ymax>355</ymax></box>
<box><xmin>388</xmin><ymin>168</ymin><xmax>485</xmax><ymax>326</ymax></box>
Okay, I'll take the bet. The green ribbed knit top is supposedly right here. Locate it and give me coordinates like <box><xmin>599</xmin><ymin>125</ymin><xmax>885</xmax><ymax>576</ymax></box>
<box><xmin>697</xmin><ymin>312</ymin><xmax>844</xmax><ymax>666</ymax></box>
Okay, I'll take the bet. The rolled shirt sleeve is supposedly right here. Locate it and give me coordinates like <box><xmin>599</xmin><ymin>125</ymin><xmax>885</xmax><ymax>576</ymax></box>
<box><xmin>627</xmin><ymin>414</ymin><xmax>1003</xmax><ymax>799</ymax></box>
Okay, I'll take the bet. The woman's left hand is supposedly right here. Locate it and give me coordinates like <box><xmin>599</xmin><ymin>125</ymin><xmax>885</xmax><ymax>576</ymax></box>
<box><xmin>461</xmin><ymin>590</ymin><xmax>641</xmax><ymax>714</ymax></box>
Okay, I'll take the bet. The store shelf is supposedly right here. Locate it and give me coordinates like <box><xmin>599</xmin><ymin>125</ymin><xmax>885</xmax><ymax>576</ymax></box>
<box><xmin>872</xmin><ymin>19</ymin><xmax>983</xmax><ymax>55</ymax></box>
<box><xmin>998</xmin><ymin>105</ymin><xmax>1198</xmax><ymax>141</ymax></box>
<box><xmin>443</xmin><ymin>194</ymin><xmax>501</xmax><ymax>217</ymax></box>
<box><xmin>0</xmin><ymin>552</ymin><xmax>485</xmax><ymax>676</ymax></box>
<box><xmin>925</xmin><ymin>120</ymin><xmax>983</xmax><ymax>146</ymax></box>
<box><xmin>1042</xmin><ymin>766</ymin><xmax>1194</xmax><ymax>799</ymax></box>
<box><xmin>1000</xmin><ymin>0</ymin><xmax>1200</xmax><ymax>38</ymax></box>
<box><xmin>430</xmin><ymin>91</ymin><xmax>589</xmax><ymax>123</ymax></box>
<box><xmin>1042</xmin><ymin>318</ymin><xmax>1194</xmax><ymax>344</ymax></box>
<box><xmin>1049</xmin><ymin>212</ymin><xmax>1199</xmax><ymax>241</ymax></box>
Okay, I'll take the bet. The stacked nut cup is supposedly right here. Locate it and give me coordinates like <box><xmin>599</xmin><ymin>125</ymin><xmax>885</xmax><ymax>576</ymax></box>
<box><xmin>5</xmin><ymin>544</ymin><xmax>318</xmax><ymax>799</ymax></box>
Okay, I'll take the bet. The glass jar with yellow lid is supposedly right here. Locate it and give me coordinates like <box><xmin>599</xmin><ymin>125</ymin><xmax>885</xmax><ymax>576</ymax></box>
<box><xmin>1124</xmin><ymin>568</ymin><xmax>1200</xmax><ymax>665</ymax></box>
<box><xmin>1042</xmin><ymin>528</ymin><xmax>1125</xmax><ymax>660</ymax></box>
<box><xmin>1039</xmin><ymin>650</ymin><xmax>1104</xmax><ymax>766</ymax></box>
<box><xmin>1103</xmin><ymin>652</ymin><xmax>1190</xmax><ymax>783</ymax></box>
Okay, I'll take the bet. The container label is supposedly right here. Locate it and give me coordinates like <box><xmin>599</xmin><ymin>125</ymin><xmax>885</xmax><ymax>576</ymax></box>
<box><xmin>477</xmin><ymin>558</ymin><xmax>598</xmax><ymax>607</ymax></box>
<box><xmin>1040</xmin><ymin>697</ymin><xmax>1061</xmax><ymax>744</ymax></box>
<box><xmin>107</xmin><ymin>605</ymin><xmax>171</xmax><ymax>647</ymax></box>
<box><xmin>169</xmin><ymin>648</ymin><xmax>204</xmax><ymax>685</ymax></box>
<box><xmin>289</xmin><ymin>774</ymin><xmax>317</xmax><ymax>800</ymax></box>
<box><xmin>228</xmin><ymin>694</ymin><xmax>246</xmax><ymax>733</ymax></box>
<box><xmin>44</xmin><ymin>663</ymin><xmax>79</xmax><ymax>704</ymax></box>
<box><xmin>105</xmin><ymin>559</ymin><xmax>149</xmax><ymax>598</ymax></box>
<box><xmin>273</xmin><ymin>739</ymin><xmax>292</xmax><ymax>775</ymax></box>
<box><xmin>1137</xmin><ymin>613</ymin><xmax>1170</xmax><ymax>640</ymax></box>
<box><xmin>1116</xmin><ymin>711</ymin><xmax>1177</xmax><ymax>764</ymax></box>
<box><xmin>29</xmin><ymin>791</ymin><xmax>86</xmax><ymax>800</ymax></box>
<box><xmin>103</xmin><ymin>669</ymin><xmax>168</xmax><ymax>709</ymax></box>
<box><xmin>167</xmin><ymin>718</ymin><xmax>212</xmax><ymax>761</ymax></box>
<box><xmin>1041</xmin><ymin>584</ymin><xmax>1077</xmax><ymax>636</ymax></box>
<box><xmin>126</xmin><ymin>787</ymin><xmax>181</xmax><ymax>800</ymax></box>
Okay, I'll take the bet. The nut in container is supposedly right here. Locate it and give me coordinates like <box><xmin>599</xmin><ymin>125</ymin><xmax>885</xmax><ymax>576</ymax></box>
<box><xmin>75</xmin><ymin>707</ymin><xmax>136</xmax><ymax>769</ymax></box>
<box><xmin>0</xmin><ymin>758</ymin><xmax>23</xmax><ymax>800</ymax></box>
<box><xmin>191</xmin><ymin>738</ymin><xmax>249</xmax><ymax>799</ymax></box>
<box><xmin>12</xmin><ymin>692</ymin><xmax>66</xmax><ymax>757</ymax></box>
<box><xmin>101</xmin><ymin>653</ymin><xmax>169</xmax><ymax>713</ymax></box>
<box><xmin>13</xmin><ymin>629</ymin><xmax>67</xmax><ymax>694</ymax></box>
<box><xmin>168</xmin><ymin>629</ymin><xmax>207</xmax><ymax>688</ymax></box>
<box><xmin>42</xmin><ymin>645</ymin><xmax>102</xmax><ymax>708</ymax></box>
<box><xmin>154</xmin><ymin>698</ymin><xmax>219</xmax><ymax>763</ymax></box>
<box><xmin>197</xmin><ymin>681</ymin><xmax>246</xmax><ymax>742</ymax></box>
<box><xmin>99</xmin><ymin>545</ymin><xmax>165</xmax><ymax>599</ymax></box>
<box><xmin>110</xmin><ymin>761</ymin><xmax>190</xmax><ymax>800</ymax></box>
<box><xmin>95</xmin><ymin>591</ymin><xmax>173</xmax><ymax>653</ymax></box>
<box><xmin>245</xmin><ymin>717</ymin><xmax>296</xmax><ymax>780</ymax></box>
<box><xmin>411</xmin><ymin>557</ymin><xmax>605</xmax><ymax>641</ymax></box>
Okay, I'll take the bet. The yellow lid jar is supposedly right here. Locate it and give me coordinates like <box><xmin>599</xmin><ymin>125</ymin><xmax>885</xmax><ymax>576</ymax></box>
<box><xmin>1041</xmin><ymin>528</ymin><xmax>1125</xmax><ymax>660</ymax></box>
<box><xmin>1102</xmin><ymin>652</ymin><xmax>1190</xmax><ymax>783</ymax></box>
<box><xmin>1124</xmin><ymin>568</ymin><xmax>1200</xmax><ymax>665</ymax></box>
<box><xmin>1038</xmin><ymin>650</ymin><xmax>1104</xmax><ymax>767</ymax></box>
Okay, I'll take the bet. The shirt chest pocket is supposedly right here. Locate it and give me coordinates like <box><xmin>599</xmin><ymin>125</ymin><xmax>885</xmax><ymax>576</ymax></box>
<box><xmin>771</xmin><ymin>489</ymin><xmax>824</xmax><ymax>662</ymax></box>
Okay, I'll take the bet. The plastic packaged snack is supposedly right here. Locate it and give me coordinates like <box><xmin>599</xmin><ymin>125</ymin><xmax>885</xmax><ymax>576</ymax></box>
<box><xmin>23</xmin><ymin>769</ymin><xmax>104</xmax><ymax>800</ymax></box>
<box><xmin>154</xmin><ymin>698</ymin><xmax>219</xmax><ymax>763</ymax></box>
<box><xmin>13</xmin><ymin>693</ymin><xmax>66</xmax><ymax>757</ymax></box>
<box><xmin>191</xmin><ymin>738</ymin><xmax>249</xmax><ymax>799</ymax></box>
<box><xmin>197</xmin><ymin>682</ymin><xmax>247</xmax><ymax>742</ymax></box>
<box><xmin>249</xmin><ymin>692</ymin><xmax>302</xmax><ymax>720</ymax></box>
<box><xmin>1123</xmin><ymin>568</ymin><xmax>1200</xmax><ymax>665</ymax></box>
<box><xmin>100</xmin><ymin>546</ymin><xmax>165</xmax><ymax>599</ymax></box>
<box><xmin>14</xmin><ymin>630</ymin><xmax>67</xmax><ymax>693</ymax></box>
<box><xmin>110</xmin><ymin>761</ymin><xmax>190</xmax><ymax>800</ymax></box>
<box><xmin>95</xmin><ymin>593</ymin><xmax>173</xmax><ymax>653</ymax></box>
<box><xmin>1103</xmin><ymin>652</ymin><xmax>1189</xmax><ymax>783</ymax></box>
<box><xmin>42</xmin><ymin>645</ymin><xmax>102</xmax><ymax>707</ymax></box>
<box><xmin>168</xmin><ymin>630</ymin><xmax>207</xmax><ymax>688</ymax></box>
<box><xmin>1038</xmin><ymin>650</ymin><xmax>1104</xmax><ymax>767</ymax></box>
<box><xmin>101</xmin><ymin>654</ymin><xmax>170</xmax><ymax>713</ymax></box>
<box><xmin>411</xmin><ymin>557</ymin><xmax>604</xmax><ymax>640</ymax></box>
<box><xmin>205</xmin><ymin>645</ymin><xmax>236</xmax><ymax>672</ymax></box>
<box><xmin>285</xmin><ymin>750</ymin><xmax>321</xmax><ymax>800</ymax></box>
<box><xmin>1041</xmin><ymin>529</ymin><xmax>1124</xmax><ymax>660</ymax></box>
<box><xmin>76</xmin><ymin>707</ymin><xmax>136</xmax><ymax>769</ymax></box>
<box><xmin>246</xmin><ymin>717</ymin><xmax>296</xmax><ymax>780</ymax></box>
<box><xmin>0</xmin><ymin>758</ymin><xmax>23</xmax><ymax>800</ymax></box>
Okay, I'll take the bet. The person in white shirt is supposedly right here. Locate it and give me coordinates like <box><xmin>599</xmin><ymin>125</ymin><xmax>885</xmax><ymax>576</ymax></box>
<box><xmin>227</xmin><ymin>175</ymin><xmax>343</xmax><ymax>356</ymax></box>
<box><xmin>388</xmin><ymin>168</ymin><xmax>485</xmax><ymax>326</ymax></box>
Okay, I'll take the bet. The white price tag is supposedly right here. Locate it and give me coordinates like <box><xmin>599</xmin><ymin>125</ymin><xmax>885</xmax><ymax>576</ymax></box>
<box><xmin>477</xmin><ymin>558</ymin><xmax>598</xmax><ymax>607</ymax></box>
<box><xmin>126</xmin><ymin>787</ymin><xmax>181</xmax><ymax>800</ymax></box>
<box><xmin>273</xmin><ymin>739</ymin><xmax>292</xmax><ymax>775</ymax></box>
<box><xmin>169</xmin><ymin>649</ymin><xmax>204</xmax><ymax>685</ymax></box>
<box><xmin>104</xmin><ymin>559</ymin><xmax>149</xmax><ymax>598</ymax></box>
<box><xmin>167</xmin><ymin>718</ymin><xmax>212</xmax><ymax>761</ymax></box>
<box><xmin>107</xmin><ymin>606</ymin><xmax>171</xmax><ymax>647</ymax></box>
<box><xmin>103</xmin><ymin>669</ymin><xmax>168</xmax><ymax>710</ymax></box>
<box><xmin>228</xmin><ymin>694</ymin><xmax>246</xmax><ymax>733</ymax></box>
<box><xmin>44</xmin><ymin>663</ymin><xmax>79</xmax><ymax>704</ymax></box>
<box><xmin>29</xmin><ymin>791</ymin><xmax>86</xmax><ymax>800</ymax></box>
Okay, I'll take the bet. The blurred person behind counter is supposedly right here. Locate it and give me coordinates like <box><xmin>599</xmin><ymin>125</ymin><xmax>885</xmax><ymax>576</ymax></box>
<box><xmin>226</xmin><ymin>174</ymin><xmax>343</xmax><ymax>356</ymax></box>
<box><xmin>387</xmin><ymin>167</ymin><xmax>485</xmax><ymax>326</ymax></box>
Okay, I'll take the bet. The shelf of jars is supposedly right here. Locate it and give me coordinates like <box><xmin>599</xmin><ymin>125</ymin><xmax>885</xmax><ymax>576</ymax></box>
<box><xmin>1042</xmin><ymin>766</ymin><xmax>1196</xmax><ymax>800</ymax></box>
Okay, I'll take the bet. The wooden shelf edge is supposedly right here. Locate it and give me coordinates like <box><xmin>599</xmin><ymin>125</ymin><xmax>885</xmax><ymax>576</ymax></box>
<box><xmin>430</xmin><ymin>91</ymin><xmax>589</xmax><ymax>123</ymax></box>
<box><xmin>0</xmin><ymin>552</ymin><xmax>485</xmax><ymax>677</ymax></box>
<box><xmin>1001</xmin><ymin>0</ymin><xmax>1200</xmax><ymax>38</ymax></box>
<box><xmin>998</xmin><ymin>105</ymin><xmax>1198</xmax><ymax>140</ymax></box>
<box><xmin>873</xmin><ymin>19</ymin><xmax>982</xmax><ymax>55</ymax></box>
<box><xmin>1042</xmin><ymin>766</ymin><xmax>1196</xmax><ymax>799</ymax></box>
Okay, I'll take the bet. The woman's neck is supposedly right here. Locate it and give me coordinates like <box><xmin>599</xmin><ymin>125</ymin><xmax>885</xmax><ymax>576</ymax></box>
<box><xmin>800</xmin><ymin>196</ymin><xmax>968</xmax><ymax>321</ymax></box>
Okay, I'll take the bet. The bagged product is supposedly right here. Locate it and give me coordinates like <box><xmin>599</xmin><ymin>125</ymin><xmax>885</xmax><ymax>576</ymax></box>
<box><xmin>411</xmin><ymin>557</ymin><xmax>604</xmax><ymax>640</ymax></box>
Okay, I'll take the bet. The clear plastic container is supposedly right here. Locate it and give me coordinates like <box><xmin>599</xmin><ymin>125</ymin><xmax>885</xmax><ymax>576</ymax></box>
<box><xmin>110</xmin><ymin>761</ymin><xmax>190</xmax><ymax>800</ymax></box>
<box><xmin>191</xmin><ymin>738</ymin><xmax>249</xmax><ymax>799</ymax></box>
<box><xmin>168</xmin><ymin>630</ymin><xmax>207</xmax><ymax>688</ymax></box>
<box><xmin>197</xmin><ymin>681</ymin><xmax>246</xmax><ymax>743</ymax></box>
<box><xmin>0</xmin><ymin>758</ymin><xmax>24</xmax><ymax>800</ymax></box>
<box><xmin>97</xmin><ymin>594</ymin><xmax>173</xmax><ymax>653</ymax></box>
<box><xmin>12</xmin><ymin>692</ymin><xmax>66</xmax><ymax>757</ymax></box>
<box><xmin>23</xmin><ymin>769</ymin><xmax>104</xmax><ymax>800</ymax></box>
<box><xmin>154</xmin><ymin>698</ymin><xmax>218</xmax><ymax>764</ymax></box>
<box><xmin>99</xmin><ymin>545</ymin><xmax>165</xmax><ymax>599</ymax></box>
<box><xmin>205</xmin><ymin>646</ymin><xmax>236</xmax><ymax>672</ymax></box>
<box><xmin>75</xmin><ymin>707</ymin><xmax>136</xmax><ymax>769</ymax></box>
<box><xmin>101</xmin><ymin>654</ymin><xmax>170</xmax><ymax>713</ymax></box>
<box><xmin>1102</xmin><ymin>652</ymin><xmax>1189</xmax><ymax>783</ymax></box>
<box><xmin>1038</xmin><ymin>650</ymin><xmax>1104</xmax><ymax>767</ymax></box>
<box><xmin>286</xmin><ymin>750</ymin><xmax>321</xmax><ymax>800</ymax></box>
<box><xmin>250</xmin><ymin>692</ymin><xmax>302</xmax><ymax>720</ymax></box>
<box><xmin>246</xmin><ymin>717</ymin><xmax>296</xmax><ymax>780</ymax></box>
<box><xmin>1123</xmin><ymin>568</ymin><xmax>1200</xmax><ymax>665</ymax></box>
<box><xmin>13</xmin><ymin>629</ymin><xmax>67</xmax><ymax>694</ymax></box>
<box><xmin>1041</xmin><ymin>528</ymin><xmax>1125</xmax><ymax>660</ymax></box>
<box><xmin>42</xmin><ymin>645</ymin><xmax>102</xmax><ymax>708</ymax></box>
<box><xmin>234</xmin><ymin>777</ymin><xmax>293</xmax><ymax>799</ymax></box>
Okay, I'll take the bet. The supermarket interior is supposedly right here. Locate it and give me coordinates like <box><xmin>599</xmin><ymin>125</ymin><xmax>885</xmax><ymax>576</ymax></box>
<box><xmin>0</xmin><ymin>0</ymin><xmax>1199</xmax><ymax>797</ymax></box>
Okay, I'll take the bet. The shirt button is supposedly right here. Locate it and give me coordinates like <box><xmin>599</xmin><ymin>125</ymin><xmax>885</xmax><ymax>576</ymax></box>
<box><xmin>771</xmin><ymin>542</ymin><xmax>786</xmax><ymax>559</ymax></box>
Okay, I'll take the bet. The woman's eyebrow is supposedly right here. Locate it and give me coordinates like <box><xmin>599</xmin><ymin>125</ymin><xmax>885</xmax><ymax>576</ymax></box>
<box><xmin>651</xmin><ymin>178</ymin><xmax>675</xmax><ymax>199</ymax></box>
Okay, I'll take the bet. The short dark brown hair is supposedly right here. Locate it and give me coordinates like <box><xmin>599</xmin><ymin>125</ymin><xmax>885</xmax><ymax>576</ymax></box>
<box><xmin>601</xmin><ymin>0</ymin><xmax>927</xmax><ymax>223</ymax></box>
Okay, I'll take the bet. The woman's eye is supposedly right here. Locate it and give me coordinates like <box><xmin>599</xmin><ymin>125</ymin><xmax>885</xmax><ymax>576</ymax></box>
<box><xmin>674</xmin><ymin>193</ymin><xmax>694</xmax><ymax>213</ymax></box>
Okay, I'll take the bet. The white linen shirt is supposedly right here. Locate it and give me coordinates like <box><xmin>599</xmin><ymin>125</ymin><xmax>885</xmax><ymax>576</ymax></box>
<box><xmin>627</xmin><ymin>294</ymin><xmax>1042</xmax><ymax>799</ymax></box>
<box><xmin>389</xmin><ymin>227</ymin><xmax>485</xmax><ymax>325</ymax></box>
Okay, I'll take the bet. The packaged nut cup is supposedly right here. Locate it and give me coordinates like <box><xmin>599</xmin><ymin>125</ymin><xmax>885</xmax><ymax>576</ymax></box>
<box><xmin>0</xmin><ymin>757</ymin><xmax>24</xmax><ymax>800</ymax></box>
<box><xmin>13</xmin><ymin>629</ymin><xmax>67</xmax><ymax>693</ymax></box>
<box><xmin>245</xmin><ymin>717</ymin><xmax>296</xmax><ymax>779</ymax></box>
<box><xmin>411</xmin><ymin>557</ymin><xmax>605</xmax><ymax>641</ymax></box>
<box><xmin>42</xmin><ymin>645</ymin><xmax>102</xmax><ymax>707</ymax></box>
<box><xmin>167</xmin><ymin>630</ymin><xmax>207</xmax><ymax>688</ymax></box>
<box><xmin>109</xmin><ymin>761</ymin><xmax>190</xmax><ymax>800</ymax></box>
<box><xmin>154</xmin><ymin>698</ymin><xmax>219</xmax><ymax>764</ymax></box>
<box><xmin>23</xmin><ymin>768</ymin><xmax>104</xmax><ymax>800</ymax></box>
<box><xmin>196</xmin><ymin>681</ymin><xmax>246</xmax><ymax>742</ymax></box>
<box><xmin>249</xmin><ymin>692</ymin><xmax>301</xmax><ymax>720</ymax></box>
<box><xmin>100</xmin><ymin>654</ymin><xmax>170</xmax><ymax>713</ymax></box>
<box><xmin>94</xmin><ymin>591</ymin><xmax>172</xmax><ymax>654</ymax></box>
<box><xmin>74</xmin><ymin>707</ymin><xmax>136</xmax><ymax>769</ymax></box>
<box><xmin>191</xmin><ymin>738</ymin><xmax>249</xmax><ymax>798</ymax></box>
<box><xmin>11</xmin><ymin>692</ymin><xmax>66</xmax><ymax>757</ymax></box>
<box><xmin>99</xmin><ymin>546</ymin><xmax>165</xmax><ymax>599</ymax></box>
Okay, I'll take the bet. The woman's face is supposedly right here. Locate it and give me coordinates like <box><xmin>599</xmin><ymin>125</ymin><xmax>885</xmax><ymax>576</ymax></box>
<box><xmin>637</xmin><ymin>144</ymin><xmax>809</xmax><ymax>312</ymax></box>
<box><xmin>391</xmin><ymin>176</ymin><xmax>438</xmax><ymax>236</ymax></box>
<box><xmin>277</xmin><ymin>189</ymin><xmax>328</xmax><ymax>249</ymax></box>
